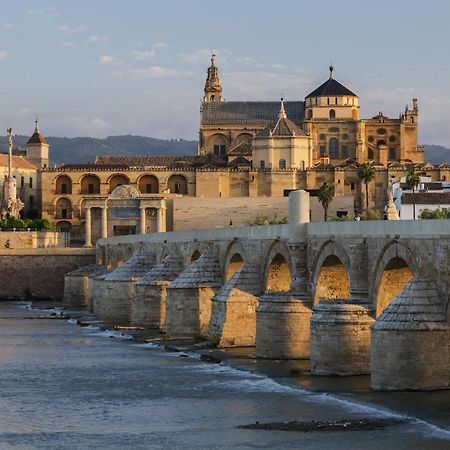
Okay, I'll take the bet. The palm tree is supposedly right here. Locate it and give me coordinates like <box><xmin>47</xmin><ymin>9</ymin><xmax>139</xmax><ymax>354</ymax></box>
<box><xmin>317</xmin><ymin>182</ymin><xmax>335</xmax><ymax>222</ymax></box>
<box><xmin>358</xmin><ymin>162</ymin><xmax>376</xmax><ymax>212</ymax></box>
<box><xmin>405</xmin><ymin>170</ymin><xmax>421</xmax><ymax>219</ymax></box>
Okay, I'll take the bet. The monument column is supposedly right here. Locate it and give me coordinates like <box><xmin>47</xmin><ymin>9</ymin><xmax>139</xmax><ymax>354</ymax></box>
<box><xmin>139</xmin><ymin>207</ymin><xmax>146</xmax><ymax>234</ymax></box>
<box><xmin>84</xmin><ymin>207</ymin><xmax>92</xmax><ymax>247</ymax></box>
<box><xmin>101</xmin><ymin>206</ymin><xmax>108</xmax><ymax>239</ymax></box>
<box><xmin>156</xmin><ymin>206</ymin><xmax>166</xmax><ymax>232</ymax></box>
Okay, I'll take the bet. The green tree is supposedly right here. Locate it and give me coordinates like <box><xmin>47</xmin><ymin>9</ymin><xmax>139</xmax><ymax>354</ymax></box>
<box><xmin>358</xmin><ymin>162</ymin><xmax>376</xmax><ymax>212</ymax></box>
<box><xmin>405</xmin><ymin>170</ymin><xmax>421</xmax><ymax>220</ymax></box>
<box><xmin>317</xmin><ymin>182</ymin><xmax>335</xmax><ymax>222</ymax></box>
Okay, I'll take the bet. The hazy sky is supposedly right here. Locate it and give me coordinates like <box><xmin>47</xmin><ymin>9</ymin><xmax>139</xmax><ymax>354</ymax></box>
<box><xmin>1</xmin><ymin>0</ymin><xmax>449</xmax><ymax>145</ymax></box>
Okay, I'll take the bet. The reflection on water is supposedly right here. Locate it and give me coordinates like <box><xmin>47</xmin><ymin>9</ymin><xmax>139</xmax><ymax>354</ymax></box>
<box><xmin>0</xmin><ymin>302</ymin><xmax>448</xmax><ymax>450</ymax></box>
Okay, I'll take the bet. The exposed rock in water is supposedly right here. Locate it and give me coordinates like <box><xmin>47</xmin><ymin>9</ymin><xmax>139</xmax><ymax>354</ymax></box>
<box><xmin>238</xmin><ymin>418</ymin><xmax>405</xmax><ymax>432</ymax></box>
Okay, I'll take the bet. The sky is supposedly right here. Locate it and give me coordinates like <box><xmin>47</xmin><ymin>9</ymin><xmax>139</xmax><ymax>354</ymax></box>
<box><xmin>0</xmin><ymin>0</ymin><xmax>450</xmax><ymax>145</ymax></box>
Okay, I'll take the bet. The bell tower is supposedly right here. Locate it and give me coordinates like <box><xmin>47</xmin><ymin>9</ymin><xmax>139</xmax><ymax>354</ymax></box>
<box><xmin>203</xmin><ymin>53</ymin><xmax>223</xmax><ymax>102</ymax></box>
<box><xmin>26</xmin><ymin>120</ymin><xmax>49</xmax><ymax>169</ymax></box>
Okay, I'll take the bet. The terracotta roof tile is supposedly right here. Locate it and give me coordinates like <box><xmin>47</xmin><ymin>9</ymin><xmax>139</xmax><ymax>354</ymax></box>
<box><xmin>0</xmin><ymin>154</ymin><xmax>37</xmax><ymax>170</ymax></box>
<box><xmin>401</xmin><ymin>192</ymin><xmax>450</xmax><ymax>205</ymax></box>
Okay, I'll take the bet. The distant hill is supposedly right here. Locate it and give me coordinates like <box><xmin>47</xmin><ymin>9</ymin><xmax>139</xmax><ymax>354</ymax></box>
<box><xmin>424</xmin><ymin>145</ymin><xmax>450</xmax><ymax>164</ymax></box>
<box><xmin>0</xmin><ymin>134</ymin><xmax>198</xmax><ymax>165</ymax></box>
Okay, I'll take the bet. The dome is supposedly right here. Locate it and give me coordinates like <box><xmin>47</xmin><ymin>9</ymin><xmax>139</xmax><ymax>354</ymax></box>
<box><xmin>306</xmin><ymin>66</ymin><xmax>357</xmax><ymax>99</ymax></box>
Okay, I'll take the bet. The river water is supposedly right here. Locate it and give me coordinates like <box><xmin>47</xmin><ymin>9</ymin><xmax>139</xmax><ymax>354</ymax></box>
<box><xmin>0</xmin><ymin>302</ymin><xmax>448</xmax><ymax>450</ymax></box>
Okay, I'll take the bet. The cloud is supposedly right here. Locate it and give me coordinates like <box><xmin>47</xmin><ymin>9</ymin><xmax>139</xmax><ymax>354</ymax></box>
<box><xmin>61</xmin><ymin>42</ymin><xmax>75</xmax><ymax>48</ymax></box>
<box><xmin>153</xmin><ymin>42</ymin><xmax>168</xmax><ymax>49</ymax></box>
<box><xmin>16</xmin><ymin>107</ymin><xmax>33</xmax><ymax>118</ymax></box>
<box><xmin>58</xmin><ymin>24</ymin><xmax>88</xmax><ymax>35</ymax></box>
<box><xmin>0</xmin><ymin>50</ymin><xmax>8</xmax><ymax>61</ymax></box>
<box><xmin>2</xmin><ymin>22</ymin><xmax>14</xmax><ymax>29</ymax></box>
<box><xmin>179</xmin><ymin>48</ymin><xmax>217</xmax><ymax>64</ymax></box>
<box><xmin>222</xmin><ymin>70</ymin><xmax>312</xmax><ymax>100</ymax></box>
<box><xmin>86</xmin><ymin>117</ymin><xmax>111</xmax><ymax>135</ymax></box>
<box><xmin>131</xmin><ymin>50</ymin><xmax>155</xmax><ymax>61</ymax></box>
<box><xmin>27</xmin><ymin>9</ymin><xmax>44</xmax><ymax>16</ymax></box>
<box><xmin>84</xmin><ymin>35</ymin><xmax>108</xmax><ymax>45</ymax></box>
<box><xmin>99</xmin><ymin>55</ymin><xmax>119</xmax><ymax>65</ymax></box>
<box><xmin>127</xmin><ymin>65</ymin><xmax>178</xmax><ymax>80</ymax></box>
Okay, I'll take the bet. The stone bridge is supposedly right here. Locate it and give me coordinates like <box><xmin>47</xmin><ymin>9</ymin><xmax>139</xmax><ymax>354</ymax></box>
<box><xmin>64</xmin><ymin>191</ymin><xmax>450</xmax><ymax>391</ymax></box>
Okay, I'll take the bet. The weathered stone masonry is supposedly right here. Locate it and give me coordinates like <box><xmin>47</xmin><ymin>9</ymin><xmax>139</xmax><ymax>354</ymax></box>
<box><xmin>66</xmin><ymin>191</ymin><xmax>450</xmax><ymax>391</ymax></box>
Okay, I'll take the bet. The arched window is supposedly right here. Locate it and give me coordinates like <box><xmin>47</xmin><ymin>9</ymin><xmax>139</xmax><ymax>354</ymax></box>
<box><xmin>138</xmin><ymin>175</ymin><xmax>159</xmax><ymax>194</ymax></box>
<box><xmin>55</xmin><ymin>197</ymin><xmax>72</xmax><ymax>219</ymax></box>
<box><xmin>80</xmin><ymin>174</ymin><xmax>100</xmax><ymax>194</ymax></box>
<box><xmin>109</xmin><ymin>174</ymin><xmax>130</xmax><ymax>194</ymax></box>
<box><xmin>55</xmin><ymin>175</ymin><xmax>72</xmax><ymax>194</ymax></box>
<box><xmin>329</xmin><ymin>138</ymin><xmax>339</xmax><ymax>158</ymax></box>
<box><xmin>167</xmin><ymin>174</ymin><xmax>188</xmax><ymax>194</ymax></box>
<box><xmin>307</xmin><ymin>109</ymin><xmax>313</xmax><ymax>120</ymax></box>
<box><xmin>368</xmin><ymin>148</ymin><xmax>374</xmax><ymax>159</ymax></box>
<box><xmin>329</xmin><ymin>109</ymin><xmax>336</xmax><ymax>120</ymax></box>
<box><xmin>279</xmin><ymin>159</ymin><xmax>286</xmax><ymax>170</ymax></box>
<box><xmin>209</xmin><ymin>134</ymin><xmax>227</xmax><ymax>157</ymax></box>
<box><xmin>352</xmin><ymin>109</ymin><xmax>358</xmax><ymax>120</ymax></box>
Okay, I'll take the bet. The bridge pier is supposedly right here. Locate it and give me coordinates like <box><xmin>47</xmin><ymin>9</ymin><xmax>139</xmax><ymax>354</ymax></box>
<box><xmin>310</xmin><ymin>299</ymin><xmax>374</xmax><ymax>375</ymax></box>
<box><xmin>93</xmin><ymin>253</ymin><xmax>156</xmax><ymax>325</ymax></box>
<box><xmin>208</xmin><ymin>263</ymin><xmax>261</xmax><ymax>347</ymax></box>
<box><xmin>256</xmin><ymin>292</ymin><xmax>312</xmax><ymax>359</ymax></box>
<box><xmin>63</xmin><ymin>264</ymin><xmax>108</xmax><ymax>307</ymax></box>
<box><xmin>371</xmin><ymin>278</ymin><xmax>449</xmax><ymax>391</ymax></box>
<box><xmin>165</xmin><ymin>252</ymin><xmax>222</xmax><ymax>338</ymax></box>
<box><xmin>131</xmin><ymin>254</ymin><xmax>185</xmax><ymax>329</ymax></box>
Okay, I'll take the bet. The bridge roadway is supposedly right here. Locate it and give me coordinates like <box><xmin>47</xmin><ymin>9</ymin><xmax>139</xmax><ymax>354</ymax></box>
<box><xmin>64</xmin><ymin>191</ymin><xmax>450</xmax><ymax>391</ymax></box>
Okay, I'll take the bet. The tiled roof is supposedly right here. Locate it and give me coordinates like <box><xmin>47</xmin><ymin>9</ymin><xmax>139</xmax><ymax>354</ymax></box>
<box><xmin>201</xmin><ymin>101</ymin><xmax>304</xmax><ymax>126</ymax></box>
<box><xmin>27</xmin><ymin>131</ymin><xmax>48</xmax><ymax>145</ymax></box>
<box><xmin>95</xmin><ymin>155</ymin><xmax>197</xmax><ymax>167</ymax></box>
<box><xmin>401</xmin><ymin>192</ymin><xmax>450</xmax><ymax>205</ymax></box>
<box><xmin>400</xmin><ymin>182</ymin><xmax>442</xmax><ymax>191</ymax></box>
<box><xmin>306</xmin><ymin>78</ymin><xmax>357</xmax><ymax>98</ymax></box>
<box><xmin>256</xmin><ymin>116</ymin><xmax>307</xmax><ymax>138</ymax></box>
<box><xmin>227</xmin><ymin>155</ymin><xmax>252</xmax><ymax>168</ymax></box>
<box><xmin>227</xmin><ymin>141</ymin><xmax>252</xmax><ymax>156</ymax></box>
<box><xmin>58</xmin><ymin>163</ymin><xmax>131</xmax><ymax>171</ymax></box>
<box><xmin>0</xmin><ymin>154</ymin><xmax>38</xmax><ymax>170</ymax></box>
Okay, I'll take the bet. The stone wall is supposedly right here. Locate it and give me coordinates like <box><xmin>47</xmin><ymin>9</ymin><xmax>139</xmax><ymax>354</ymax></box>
<box><xmin>0</xmin><ymin>231</ymin><xmax>67</xmax><ymax>249</ymax></box>
<box><xmin>0</xmin><ymin>248</ymin><xmax>95</xmax><ymax>299</ymax></box>
<box><xmin>172</xmin><ymin>196</ymin><xmax>354</xmax><ymax>230</ymax></box>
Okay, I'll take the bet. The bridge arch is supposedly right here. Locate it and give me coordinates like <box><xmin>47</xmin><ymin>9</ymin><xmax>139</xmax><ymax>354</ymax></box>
<box><xmin>263</xmin><ymin>241</ymin><xmax>292</xmax><ymax>292</ymax></box>
<box><xmin>372</xmin><ymin>240</ymin><xmax>417</xmax><ymax>316</ymax></box>
<box><xmin>311</xmin><ymin>239</ymin><xmax>351</xmax><ymax>304</ymax></box>
<box><xmin>223</xmin><ymin>240</ymin><xmax>246</xmax><ymax>281</ymax></box>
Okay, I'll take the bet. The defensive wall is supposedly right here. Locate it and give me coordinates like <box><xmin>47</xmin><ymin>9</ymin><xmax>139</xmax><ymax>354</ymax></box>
<box><xmin>65</xmin><ymin>191</ymin><xmax>450</xmax><ymax>391</ymax></box>
<box><xmin>0</xmin><ymin>248</ymin><xmax>95</xmax><ymax>299</ymax></box>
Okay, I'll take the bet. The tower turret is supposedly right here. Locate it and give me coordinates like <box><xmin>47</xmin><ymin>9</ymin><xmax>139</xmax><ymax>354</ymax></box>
<box><xmin>305</xmin><ymin>66</ymin><xmax>359</xmax><ymax>121</ymax></box>
<box><xmin>26</xmin><ymin>119</ymin><xmax>49</xmax><ymax>169</ymax></box>
<box><xmin>203</xmin><ymin>53</ymin><xmax>223</xmax><ymax>102</ymax></box>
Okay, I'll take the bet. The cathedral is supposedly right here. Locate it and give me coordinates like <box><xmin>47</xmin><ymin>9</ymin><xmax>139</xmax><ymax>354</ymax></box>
<box><xmin>199</xmin><ymin>54</ymin><xmax>423</xmax><ymax>168</ymax></box>
<box><xmin>32</xmin><ymin>55</ymin><xmax>445</xmax><ymax>244</ymax></box>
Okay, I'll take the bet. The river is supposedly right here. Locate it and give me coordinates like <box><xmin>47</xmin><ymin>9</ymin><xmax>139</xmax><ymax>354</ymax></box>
<box><xmin>0</xmin><ymin>301</ymin><xmax>448</xmax><ymax>450</ymax></box>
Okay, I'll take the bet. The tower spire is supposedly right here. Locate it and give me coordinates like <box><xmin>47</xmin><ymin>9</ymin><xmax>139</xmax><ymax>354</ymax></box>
<box><xmin>278</xmin><ymin>97</ymin><xmax>287</xmax><ymax>119</ymax></box>
<box><xmin>203</xmin><ymin>53</ymin><xmax>223</xmax><ymax>102</ymax></box>
<box><xmin>329</xmin><ymin>63</ymin><xmax>334</xmax><ymax>79</ymax></box>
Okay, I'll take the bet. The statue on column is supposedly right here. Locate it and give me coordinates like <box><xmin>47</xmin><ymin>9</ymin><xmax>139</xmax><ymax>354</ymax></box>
<box><xmin>385</xmin><ymin>179</ymin><xmax>400</xmax><ymax>220</ymax></box>
<box><xmin>1</xmin><ymin>128</ymin><xmax>24</xmax><ymax>220</ymax></box>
